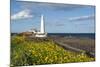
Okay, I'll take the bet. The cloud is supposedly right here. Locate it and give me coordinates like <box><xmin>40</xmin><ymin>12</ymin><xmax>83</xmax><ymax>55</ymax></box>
<box><xmin>69</xmin><ymin>15</ymin><xmax>95</xmax><ymax>21</ymax></box>
<box><xmin>11</xmin><ymin>9</ymin><xmax>33</xmax><ymax>20</ymax></box>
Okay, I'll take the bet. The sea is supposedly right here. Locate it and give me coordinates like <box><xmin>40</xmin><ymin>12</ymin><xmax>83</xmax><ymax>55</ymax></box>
<box><xmin>47</xmin><ymin>33</ymin><xmax>95</xmax><ymax>39</ymax></box>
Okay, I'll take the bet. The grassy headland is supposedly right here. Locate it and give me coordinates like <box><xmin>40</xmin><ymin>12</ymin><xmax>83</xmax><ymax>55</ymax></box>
<box><xmin>11</xmin><ymin>35</ymin><xmax>95</xmax><ymax>66</ymax></box>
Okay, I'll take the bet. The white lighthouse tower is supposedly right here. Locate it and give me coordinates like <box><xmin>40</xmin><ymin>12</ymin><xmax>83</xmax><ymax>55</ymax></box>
<box><xmin>40</xmin><ymin>14</ymin><xmax>45</xmax><ymax>33</ymax></box>
<box><xmin>35</xmin><ymin>14</ymin><xmax>47</xmax><ymax>37</ymax></box>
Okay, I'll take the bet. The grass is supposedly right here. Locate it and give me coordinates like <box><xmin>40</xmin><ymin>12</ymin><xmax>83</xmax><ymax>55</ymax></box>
<box><xmin>10</xmin><ymin>35</ymin><xmax>95</xmax><ymax>66</ymax></box>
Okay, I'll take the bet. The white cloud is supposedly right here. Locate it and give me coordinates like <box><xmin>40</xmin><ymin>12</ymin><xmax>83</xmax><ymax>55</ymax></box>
<box><xmin>69</xmin><ymin>15</ymin><xmax>95</xmax><ymax>21</ymax></box>
<box><xmin>11</xmin><ymin>9</ymin><xmax>33</xmax><ymax>20</ymax></box>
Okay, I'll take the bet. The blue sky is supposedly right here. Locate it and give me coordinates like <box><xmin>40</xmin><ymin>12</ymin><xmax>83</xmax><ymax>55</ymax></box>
<box><xmin>11</xmin><ymin>0</ymin><xmax>95</xmax><ymax>33</ymax></box>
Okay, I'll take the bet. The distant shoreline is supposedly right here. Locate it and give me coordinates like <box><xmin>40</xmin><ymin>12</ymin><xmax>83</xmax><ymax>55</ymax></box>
<box><xmin>11</xmin><ymin>32</ymin><xmax>95</xmax><ymax>34</ymax></box>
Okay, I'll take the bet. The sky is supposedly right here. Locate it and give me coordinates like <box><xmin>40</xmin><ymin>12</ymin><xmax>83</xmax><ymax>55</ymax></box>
<box><xmin>11</xmin><ymin>0</ymin><xmax>95</xmax><ymax>33</ymax></box>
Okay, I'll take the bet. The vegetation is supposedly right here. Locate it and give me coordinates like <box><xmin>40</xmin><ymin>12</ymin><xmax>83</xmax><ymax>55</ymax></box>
<box><xmin>11</xmin><ymin>35</ymin><xmax>95</xmax><ymax>66</ymax></box>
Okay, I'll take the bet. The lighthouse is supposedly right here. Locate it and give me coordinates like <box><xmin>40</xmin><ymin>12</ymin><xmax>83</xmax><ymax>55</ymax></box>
<box><xmin>40</xmin><ymin>14</ymin><xmax>45</xmax><ymax>33</ymax></box>
<box><xmin>35</xmin><ymin>14</ymin><xmax>47</xmax><ymax>37</ymax></box>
